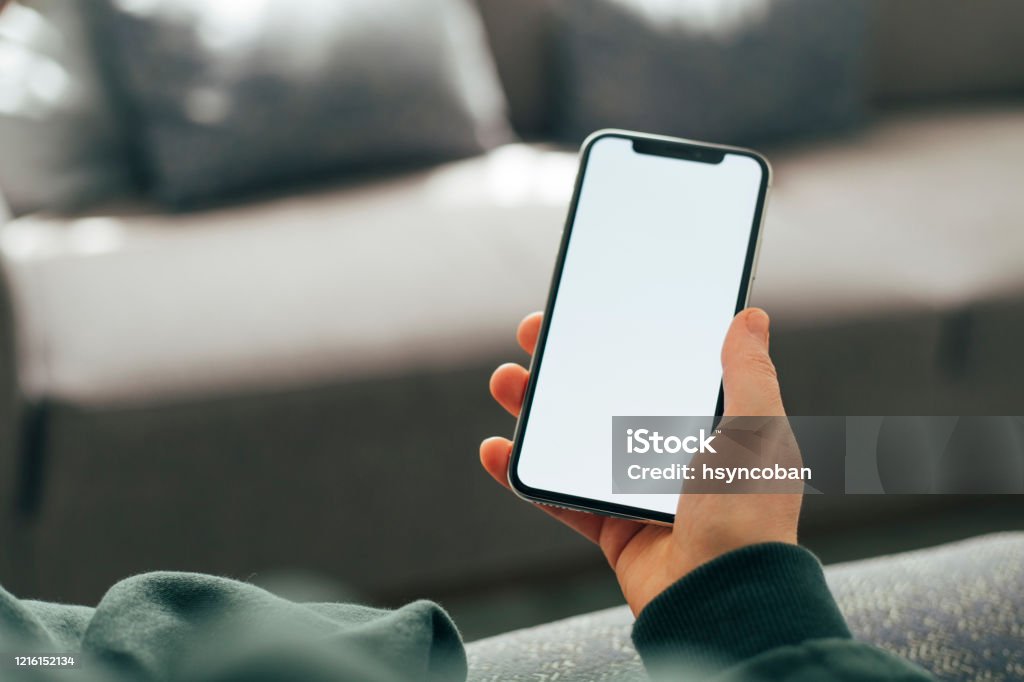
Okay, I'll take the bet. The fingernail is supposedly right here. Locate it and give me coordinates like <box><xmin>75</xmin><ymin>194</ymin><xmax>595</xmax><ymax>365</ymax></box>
<box><xmin>745</xmin><ymin>308</ymin><xmax>770</xmax><ymax>343</ymax></box>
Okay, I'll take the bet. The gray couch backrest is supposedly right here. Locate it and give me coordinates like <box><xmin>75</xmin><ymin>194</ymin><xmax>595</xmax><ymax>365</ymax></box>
<box><xmin>868</xmin><ymin>0</ymin><xmax>1024</xmax><ymax>102</ymax></box>
<box><xmin>473</xmin><ymin>0</ymin><xmax>1024</xmax><ymax>137</ymax></box>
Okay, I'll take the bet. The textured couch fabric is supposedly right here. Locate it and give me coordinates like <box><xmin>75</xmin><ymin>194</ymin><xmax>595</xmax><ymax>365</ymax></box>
<box><xmin>2</xmin><ymin>106</ymin><xmax>1024</xmax><ymax>603</ymax></box>
<box><xmin>466</xmin><ymin>533</ymin><xmax>1024</xmax><ymax>682</ymax></box>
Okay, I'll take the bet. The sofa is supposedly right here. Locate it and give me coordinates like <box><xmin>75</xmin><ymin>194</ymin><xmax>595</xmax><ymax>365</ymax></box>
<box><xmin>466</xmin><ymin>533</ymin><xmax>1024</xmax><ymax>681</ymax></box>
<box><xmin>1</xmin><ymin>0</ymin><xmax>1023</xmax><ymax>612</ymax></box>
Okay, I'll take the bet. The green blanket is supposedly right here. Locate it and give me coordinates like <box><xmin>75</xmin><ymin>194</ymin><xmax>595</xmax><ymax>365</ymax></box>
<box><xmin>0</xmin><ymin>572</ymin><xmax>465</xmax><ymax>681</ymax></box>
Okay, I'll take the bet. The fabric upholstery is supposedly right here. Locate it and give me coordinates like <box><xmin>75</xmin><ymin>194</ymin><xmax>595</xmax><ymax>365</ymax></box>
<box><xmin>0</xmin><ymin>261</ymin><xmax>21</xmax><ymax>586</ymax></box>
<box><xmin>91</xmin><ymin>0</ymin><xmax>512</xmax><ymax>206</ymax></box>
<box><xmin>465</xmin><ymin>533</ymin><xmax>1024</xmax><ymax>681</ymax></box>
<box><xmin>0</xmin><ymin>145</ymin><xmax>575</xmax><ymax>406</ymax></box>
<box><xmin>750</xmin><ymin>105</ymin><xmax>1024</xmax><ymax>415</ymax></box>
<box><xmin>474</xmin><ymin>0</ymin><xmax>554</xmax><ymax>136</ymax></box>
<box><xmin>5</xmin><ymin>108</ymin><xmax>1023</xmax><ymax>412</ymax></box>
<box><xmin>472</xmin><ymin>0</ymin><xmax>1024</xmax><ymax>139</ymax></box>
<box><xmin>554</xmin><ymin>0</ymin><xmax>867</xmax><ymax>145</ymax></box>
<box><xmin>2</xmin><ymin>108</ymin><xmax>1024</xmax><ymax>603</ymax></box>
<box><xmin>869</xmin><ymin>0</ymin><xmax>1024</xmax><ymax>101</ymax></box>
<box><xmin>0</xmin><ymin>146</ymin><xmax>586</xmax><ymax>603</ymax></box>
<box><xmin>958</xmin><ymin>296</ymin><xmax>1024</xmax><ymax>412</ymax></box>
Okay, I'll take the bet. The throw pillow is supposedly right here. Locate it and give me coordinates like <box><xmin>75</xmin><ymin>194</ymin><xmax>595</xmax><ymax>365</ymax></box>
<box><xmin>91</xmin><ymin>0</ymin><xmax>513</xmax><ymax>206</ymax></box>
<box><xmin>555</xmin><ymin>0</ymin><xmax>868</xmax><ymax>145</ymax></box>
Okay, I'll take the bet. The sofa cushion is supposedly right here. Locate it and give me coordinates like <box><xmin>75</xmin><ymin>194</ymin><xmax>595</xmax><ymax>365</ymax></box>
<box><xmin>0</xmin><ymin>144</ymin><xmax>576</xmax><ymax>406</ymax></box>
<box><xmin>749</xmin><ymin>105</ymin><xmax>1024</xmax><ymax>413</ymax></box>
<box><xmin>91</xmin><ymin>0</ymin><xmax>512</xmax><ymax>207</ymax></box>
<box><xmin>3</xmin><ymin>107</ymin><xmax>1024</xmax><ymax>412</ymax></box>
<box><xmin>554</xmin><ymin>0</ymin><xmax>867</xmax><ymax>145</ymax></box>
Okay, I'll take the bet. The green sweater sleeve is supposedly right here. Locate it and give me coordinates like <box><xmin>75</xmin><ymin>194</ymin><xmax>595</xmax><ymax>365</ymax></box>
<box><xmin>631</xmin><ymin>543</ymin><xmax>933</xmax><ymax>681</ymax></box>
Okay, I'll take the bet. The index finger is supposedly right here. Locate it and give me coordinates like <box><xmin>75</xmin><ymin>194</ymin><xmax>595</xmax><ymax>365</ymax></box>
<box><xmin>516</xmin><ymin>312</ymin><xmax>544</xmax><ymax>355</ymax></box>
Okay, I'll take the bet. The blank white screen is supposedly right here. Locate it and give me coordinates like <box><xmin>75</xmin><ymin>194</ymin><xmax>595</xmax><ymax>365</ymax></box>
<box><xmin>515</xmin><ymin>135</ymin><xmax>765</xmax><ymax>517</ymax></box>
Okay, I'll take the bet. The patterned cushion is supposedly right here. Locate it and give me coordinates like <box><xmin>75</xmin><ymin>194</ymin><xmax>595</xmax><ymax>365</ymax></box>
<box><xmin>466</xmin><ymin>533</ymin><xmax>1024</xmax><ymax>681</ymax></box>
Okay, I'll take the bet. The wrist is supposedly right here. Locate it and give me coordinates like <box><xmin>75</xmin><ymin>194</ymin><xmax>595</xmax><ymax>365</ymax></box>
<box><xmin>632</xmin><ymin>543</ymin><xmax>850</xmax><ymax>675</ymax></box>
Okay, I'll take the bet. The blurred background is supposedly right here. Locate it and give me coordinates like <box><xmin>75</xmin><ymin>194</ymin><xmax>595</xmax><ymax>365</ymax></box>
<box><xmin>1</xmin><ymin>0</ymin><xmax>1023</xmax><ymax>641</ymax></box>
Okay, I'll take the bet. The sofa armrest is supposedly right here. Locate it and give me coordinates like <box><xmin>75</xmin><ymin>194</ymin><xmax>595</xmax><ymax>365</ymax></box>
<box><xmin>466</xmin><ymin>533</ymin><xmax>1024</xmax><ymax>682</ymax></box>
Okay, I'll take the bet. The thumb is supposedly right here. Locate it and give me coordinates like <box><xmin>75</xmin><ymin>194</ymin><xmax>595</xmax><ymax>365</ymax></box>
<box><xmin>721</xmin><ymin>308</ymin><xmax>785</xmax><ymax>417</ymax></box>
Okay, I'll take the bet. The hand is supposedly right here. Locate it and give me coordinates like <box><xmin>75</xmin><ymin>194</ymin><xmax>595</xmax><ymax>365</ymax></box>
<box><xmin>480</xmin><ymin>308</ymin><xmax>802</xmax><ymax>616</ymax></box>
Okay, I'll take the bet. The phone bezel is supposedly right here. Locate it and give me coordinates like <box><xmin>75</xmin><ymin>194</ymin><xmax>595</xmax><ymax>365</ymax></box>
<box><xmin>507</xmin><ymin>129</ymin><xmax>772</xmax><ymax>524</ymax></box>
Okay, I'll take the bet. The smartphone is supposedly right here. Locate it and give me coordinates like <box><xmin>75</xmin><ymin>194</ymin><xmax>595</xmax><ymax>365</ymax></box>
<box><xmin>508</xmin><ymin>130</ymin><xmax>771</xmax><ymax>523</ymax></box>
